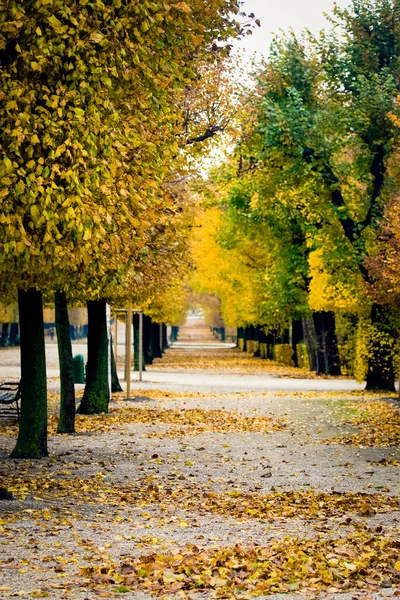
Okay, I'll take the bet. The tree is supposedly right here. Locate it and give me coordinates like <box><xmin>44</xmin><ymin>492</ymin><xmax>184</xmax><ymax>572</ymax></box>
<box><xmin>0</xmin><ymin>0</ymin><xmax>247</xmax><ymax>453</ymax></box>
<box><xmin>55</xmin><ymin>291</ymin><xmax>75</xmax><ymax>433</ymax></box>
<box><xmin>231</xmin><ymin>1</ymin><xmax>400</xmax><ymax>387</ymax></box>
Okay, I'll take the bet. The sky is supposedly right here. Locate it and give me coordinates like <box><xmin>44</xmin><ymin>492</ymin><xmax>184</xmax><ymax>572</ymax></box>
<box><xmin>235</xmin><ymin>0</ymin><xmax>351</xmax><ymax>60</ymax></box>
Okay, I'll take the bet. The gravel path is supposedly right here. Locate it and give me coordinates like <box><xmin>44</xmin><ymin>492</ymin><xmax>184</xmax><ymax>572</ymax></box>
<box><xmin>0</xmin><ymin>316</ymin><xmax>399</xmax><ymax>599</ymax></box>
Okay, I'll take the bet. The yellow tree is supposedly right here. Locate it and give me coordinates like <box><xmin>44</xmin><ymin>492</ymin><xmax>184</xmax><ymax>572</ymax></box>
<box><xmin>0</xmin><ymin>0</ymin><xmax>244</xmax><ymax>457</ymax></box>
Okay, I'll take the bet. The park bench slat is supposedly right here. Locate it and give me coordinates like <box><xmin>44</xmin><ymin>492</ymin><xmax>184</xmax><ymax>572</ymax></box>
<box><xmin>0</xmin><ymin>382</ymin><xmax>20</xmax><ymax>421</ymax></box>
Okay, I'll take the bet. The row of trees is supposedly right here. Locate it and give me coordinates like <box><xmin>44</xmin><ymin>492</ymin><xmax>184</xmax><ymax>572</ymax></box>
<box><xmin>0</xmin><ymin>0</ymin><xmax>251</xmax><ymax>457</ymax></box>
<box><xmin>192</xmin><ymin>0</ymin><xmax>400</xmax><ymax>391</ymax></box>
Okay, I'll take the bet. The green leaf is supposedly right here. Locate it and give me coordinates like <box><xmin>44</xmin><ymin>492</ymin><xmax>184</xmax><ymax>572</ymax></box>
<box><xmin>48</xmin><ymin>15</ymin><xmax>63</xmax><ymax>33</ymax></box>
<box><xmin>115</xmin><ymin>586</ymin><xmax>130</xmax><ymax>594</ymax></box>
<box><xmin>71</xmin><ymin>108</ymin><xmax>85</xmax><ymax>117</ymax></box>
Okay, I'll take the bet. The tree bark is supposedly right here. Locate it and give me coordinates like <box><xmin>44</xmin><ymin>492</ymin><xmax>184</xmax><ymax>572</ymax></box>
<box><xmin>151</xmin><ymin>322</ymin><xmax>162</xmax><ymax>359</ymax></box>
<box><xmin>237</xmin><ymin>327</ymin><xmax>244</xmax><ymax>349</ymax></box>
<box><xmin>55</xmin><ymin>291</ymin><xmax>76</xmax><ymax>434</ymax></box>
<box><xmin>291</xmin><ymin>320</ymin><xmax>303</xmax><ymax>368</ymax></box>
<box><xmin>77</xmin><ymin>299</ymin><xmax>110</xmax><ymax>414</ymax></box>
<box><xmin>312</xmin><ymin>312</ymin><xmax>341</xmax><ymax>376</ymax></box>
<box><xmin>143</xmin><ymin>315</ymin><xmax>153</xmax><ymax>364</ymax></box>
<box><xmin>253</xmin><ymin>326</ymin><xmax>260</xmax><ymax>357</ymax></box>
<box><xmin>313</xmin><ymin>313</ymin><xmax>328</xmax><ymax>375</ymax></box>
<box><xmin>171</xmin><ymin>326</ymin><xmax>179</xmax><ymax>344</ymax></box>
<box><xmin>11</xmin><ymin>288</ymin><xmax>48</xmax><ymax>458</ymax></box>
<box><xmin>365</xmin><ymin>304</ymin><xmax>396</xmax><ymax>391</ymax></box>
<box><xmin>266</xmin><ymin>332</ymin><xmax>275</xmax><ymax>359</ymax></box>
<box><xmin>1</xmin><ymin>323</ymin><xmax>9</xmax><ymax>346</ymax></box>
<box><xmin>9</xmin><ymin>322</ymin><xmax>19</xmax><ymax>346</ymax></box>
<box><xmin>302</xmin><ymin>317</ymin><xmax>317</xmax><ymax>372</ymax></box>
<box><xmin>243</xmin><ymin>326</ymin><xmax>249</xmax><ymax>352</ymax></box>
<box><xmin>323</xmin><ymin>312</ymin><xmax>341</xmax><ymax>376</ymax></box>
<box><xmin>162</xmin><ymin>324</ymin><xmax>168</xmax><ymax>351</ymax></box>
<box><xmin>133</xmin><ymin>313</ymin><xmax>146</xmax><ymax>371</ymax></box>
<box><xmin>110</xmin><ymin>335</ymin><xmax>122</xmax><ymax>392</ymax></box>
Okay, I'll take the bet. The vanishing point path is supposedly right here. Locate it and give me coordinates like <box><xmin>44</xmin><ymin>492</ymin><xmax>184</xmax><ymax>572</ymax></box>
<box><xmin>0</xmin><ymin>314</ymin><xmax>399</xmax><ymax>599</ymax></box>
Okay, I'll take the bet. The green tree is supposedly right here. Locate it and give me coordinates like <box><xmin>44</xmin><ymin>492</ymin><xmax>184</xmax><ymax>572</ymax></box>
<box><xmin>243</xmin><ymin>1</ymin><xmax>400</xmax><ymax>388</ymax></box>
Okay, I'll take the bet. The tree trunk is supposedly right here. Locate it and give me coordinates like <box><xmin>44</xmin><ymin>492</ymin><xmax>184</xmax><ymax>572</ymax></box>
<box><xmin>159</xmin><ymin>323</ymin><xmax>163</xmax><ymax>355</ymax></box>
<box><xmin>143</xmin><ymin>315</ymin><xmax>153</xmax><ymax>364</ymax></box>
<box><xmin>11</xmin><ymin>289</ymin><xmax>48</xmax><ymax>458</ymax></box>
<box><xmin>133</xmin><ymin>313</ymin><xmax>146</xmax><ymax>371</ymax></box>
<box><xmin>162</xmin><ymin>324</ymin><xmax>168</xmax><ymax>351</ymax></box>
<box><xmin>110</xmin><ymin>335</ymin><xmax>122</xmax><ymax>392</ymax></box>
<box><xmin>302</xmin><ymin>317</ymin><xmax>317</xmax><ymax>372</ymax></box>
<box><xmin>9</xmin><ymin>322</ymin><xmax>19</xmax><ymax>346</ymax></box>
<box><xmin>291</xmin><ymin>320</ymin><xmax>303</xmax><ymax>368</ymax></box>
<box><xmin>78</xmin><ymin>299</ymin><xmax>110</xmax><ymax>414</ymax></box>
<box><xmin>313</xmin><ymin>313</ymin><xmax>328</xmax><ymax>375</ymax></box>
<box><xmin>171</xmin><ymin>326</ymin><xmax>179</xmax><ymax>344</ymax></box>
<box><xmin>266</xmin><ymin>333</ymin><xmax>274</xmax><ymax>359</ymax></box>
<box><xmin>252</xmin><ymin>325</ymin><xmax>260</xmax><ymax>357</ymax></box>
<box><xmin>151</xmin><ymin>322</ymin><xmax>162</xmax><ymax>359</ymax></box>
<box><xmin>243</xmin><ymin>326</ymin><xmax>249</xmax><ymax>352</ymax></box>
<box><xmin>313</xmin><ymin>312</ymin><xmax>341</xmax><ymax>376</ymax></box>
<box><xmin>366</xmin><ymin>304</ymin><xmax>396</xmax><ymax>391</ymax></box>
<box><xmin>55</xmin><ymin>291</ymin><xmax>76</xmax><ymax>434</ymax></box>
<box><xmin>323</xmin><ymin>312</ymin><xmax>341</xmax><ymax>376</ymax></box>
<box><xmin>1</xmin><ymin>323</ymin><xmax>9</xmax><ymax>346</ymax></box>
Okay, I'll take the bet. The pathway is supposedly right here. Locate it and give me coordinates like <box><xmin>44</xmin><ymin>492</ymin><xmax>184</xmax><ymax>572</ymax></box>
<box><xmin>0</xmin><ymin>313</ymin><xmax>399</xmax><ymax>599</ymax></box>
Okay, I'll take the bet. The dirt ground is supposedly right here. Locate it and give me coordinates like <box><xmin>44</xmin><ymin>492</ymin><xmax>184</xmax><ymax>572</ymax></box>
<box><xmin>0</xmin><ymin>316</ymin><xmax>399</xmax><ymax>599</ymax></box>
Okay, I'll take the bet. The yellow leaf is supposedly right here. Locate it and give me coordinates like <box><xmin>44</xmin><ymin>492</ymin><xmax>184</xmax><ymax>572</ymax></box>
<box><xmin>90</xmin><ymin>32</ymin><xmax>104</xmax><ymax>43</ymax></box>
<box><xmin>174</xmin><ymin>2</ymin><xmax>192</xmax><ymax>13</ymax></box>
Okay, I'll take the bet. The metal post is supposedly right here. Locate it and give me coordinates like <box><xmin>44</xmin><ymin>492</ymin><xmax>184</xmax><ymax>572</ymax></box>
<box><xmin>126</xmin><ymin>303</ymin><xmax>132</xmax><ymax>399</ymax></box>
<box><xmin>106</xmin><ymin>304</ymin><xmax>111</xmax><ymax>398</ymax></box>
<box><xmin>139</xmin><ymin>311</ymin><xmax>143</xmax><ymax>382</ymax></box>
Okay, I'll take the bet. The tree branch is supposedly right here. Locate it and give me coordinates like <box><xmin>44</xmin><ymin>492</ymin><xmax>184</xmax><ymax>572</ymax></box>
<box><xmin>185</xmin><ymin>125</ymin><xmax>224</xmax><ymax>145</ymax></box>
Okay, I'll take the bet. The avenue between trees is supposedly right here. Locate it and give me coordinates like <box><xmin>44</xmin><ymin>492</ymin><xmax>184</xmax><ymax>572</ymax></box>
<box><xmin>1</xmin><ymin>0</ymin><xmax>400</xmax><ymax>461</ymax></box>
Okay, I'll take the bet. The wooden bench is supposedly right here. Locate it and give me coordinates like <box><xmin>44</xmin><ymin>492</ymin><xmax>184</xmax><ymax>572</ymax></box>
<box><xmin>0</xmin><ymin>382</ymin><xmax>20</xmax><ymax>421</ymax></box>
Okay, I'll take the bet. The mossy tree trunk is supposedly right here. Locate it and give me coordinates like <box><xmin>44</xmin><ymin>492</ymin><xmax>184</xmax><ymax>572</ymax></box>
<box><xmin>78</xmin><ymin>299</ymin><xmax>110</xmax><ymax>414</ymax></box>
<box><xmin>55</xmin><ymin>291</ymin><xmax>75</xmax><ymax>434</ymax></box>
<box><xmin>110</xmin><ymin>335</ymin><xmax>122</xmax><ymax>392</ymax></box>
<box><xmin>11</xmin><ymin>288</ymin><xmax>48</xmax><ymax>458</ymax></box>
<box><xmin>366</xmin><ymin>304</ymin><xmax>396</xmax><ymax>391</ymax></box>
